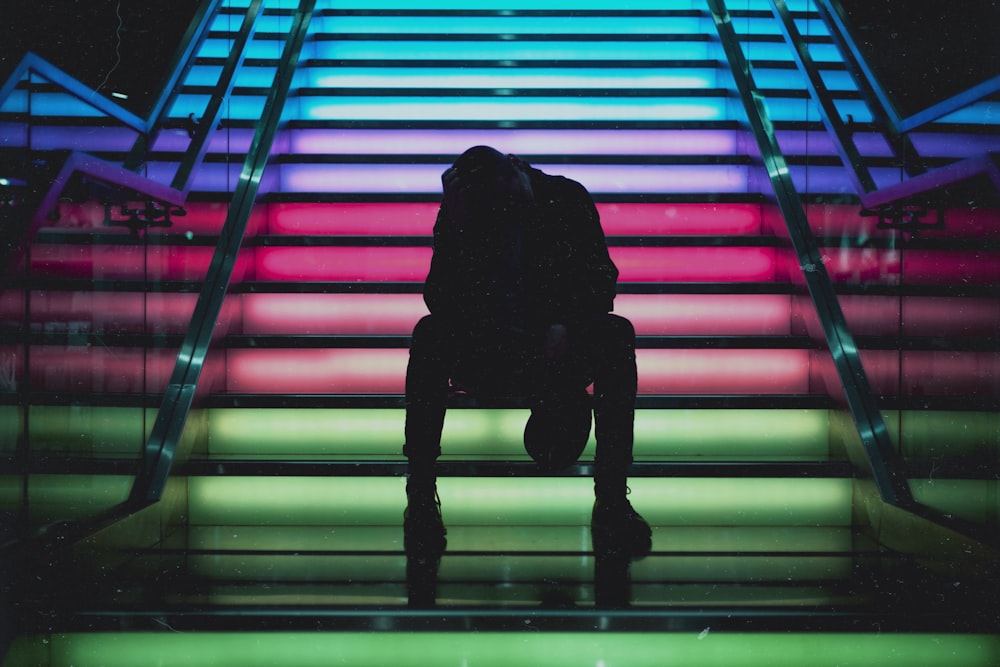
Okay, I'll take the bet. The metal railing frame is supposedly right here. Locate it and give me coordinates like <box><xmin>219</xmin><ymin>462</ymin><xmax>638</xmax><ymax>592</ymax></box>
<box><xmin>707</xmin><ymin>0</ymin><xmax>914</xmax><ymax>507</ymax></box>
<box><xmin>800</xmin><ymin>0</ymin><xmax>1000</xmax><ymax>209</ymax></box>
<box><xmin>131</xmin><ymin>0</ymin><xmax>317</xmax><ymax>505</ymax></box>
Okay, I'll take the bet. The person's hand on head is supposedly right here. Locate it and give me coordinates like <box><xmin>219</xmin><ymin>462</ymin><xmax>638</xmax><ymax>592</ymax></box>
<box><xmin>441</xmin><ymin>164</ymin><xmax>472</xmax><ymax>229</ymax></box>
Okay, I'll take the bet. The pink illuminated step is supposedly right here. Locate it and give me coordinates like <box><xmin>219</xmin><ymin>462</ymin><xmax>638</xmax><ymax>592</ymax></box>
<box><xmin>862</xmin><ymin>350</ymin><xmax>1000</xmax><ymax>397</ymax></box>
<box><xmin>253</xmin><ymin>246</ymin><xmax>779</xmax><ymax>283</ymax></box>
<box><xmin>0</xmin><ymin>292</ymin><xmax>200</xmax><ymax>334</ymax></box>
<box><xmin>807</xmin><ymin>204</ymin><xmax>1000</xmax><ymax>240</ymax></box>
<box><xmin>16</xmin><ymin>344</ymin><xmax>995</xmax><ymax>397</ymax></box>
<box><xmin>44</xmin><ymin>201</ymin><xmax>241</xmax><ymax>236</ymax></box>
<box><xmin>238</xmin><ymin>293</ymin><xmax>794</xmax><ymax>336</ymax></box>
<box><xmin>27</xmin><ymin>245</ymin><xmax>785</xmax><ymax>283</ymax></box>
<box><xmin>222</xmin><ymin>348</ymin><xmax>813</xmax><ymax>396</ymax></box>
<box><xmin>813</xmin><ymin>248</ymin><xmax>1000</xmax><ymax>286</ymax></box>
<box><xmin>27</xmin><ymin>246</ymin><xmax>252</xmax><ymax>281</ymax></box>
<box><xmin>838</xmin><ymin>295</ymin><xmax>1000</xmax><ymax>337</ymax></box>
<box><xmin>8</xmin><ymin>347</ymin><xmax>180</xmax><ymax>393</ymax></box>
<box><xmin>261</xmin><ymin>202</ymin><xmax>764</xmax><ymax>237</ymax></box>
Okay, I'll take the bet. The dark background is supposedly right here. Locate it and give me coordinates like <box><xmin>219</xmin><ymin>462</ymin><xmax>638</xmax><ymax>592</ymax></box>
<box><xmin>1</xmin><ymin>0</ymin><xmax>201</xmax><ymax>116</ymax></box>
<box><xmin>835</xmin><ymin>0</ymin><xmax>1000</xmax><ymax>121</ymax></box>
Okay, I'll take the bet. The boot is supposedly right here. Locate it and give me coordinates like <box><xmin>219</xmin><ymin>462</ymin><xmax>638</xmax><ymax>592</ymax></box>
<box><xmin>591</xmin><ymin>486</ymin><xmax>651</xmax><ymax>561</ymax></box>
<box><xmin>403</xmin><ymin>476</ymin><xmax>447</xmax><ymax>555</ymax></box>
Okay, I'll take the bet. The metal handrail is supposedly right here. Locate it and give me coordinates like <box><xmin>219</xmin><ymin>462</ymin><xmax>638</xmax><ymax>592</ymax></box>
<box><xmin>805</xmin><ymin>0</ymin><xmax>1000</xmax><ymax>209</ymax></box>
<box><xmin>0</xmin><ymin>0</ymin><xmax>257</xmax><ymax>282</ymax></box>
<box><xmin>815</xmin><ymin>0</ymin><xmax>1000</xmax><ymax>134</ymax></box>
<box><xmin>124</xmin><ymin>0</ymin><xmax>262</xmax><ymax>196</ymax></box>
<box><xmin>707</xmin><ymin>0</ymin><xmax>914</xmax><ymax>508</ymax></box>
<box><xmin>0</xmin><ymin>52</ymin><xmax>148</xmax><ymax>133</ymax></box>
<box><xmin>131</xmin><ymin>0</ymin><xmax>317</xmax><ymax>504</ymax></box>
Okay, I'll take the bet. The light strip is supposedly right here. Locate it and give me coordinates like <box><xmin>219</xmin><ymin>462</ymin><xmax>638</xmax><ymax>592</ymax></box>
<box><xmin>301</xmin><ymin>67</ymin><xmax>721</xmax><ymax>90</ymax></box>
<box><xmin>299</xmin><ymin>96</ymin><xmax>728</xmax><ymax>122</ymax></box>
<box><xmin>305</xmin><ymin>40</ymin><xmax>719</xmax><ymax>62</ymax></box>
<box><xmin>308</xmin><ymin>15</ymin><xmax>712</xmax><ymax>35</ymax></box>
<box><xmin>26</xmin><ymin>406</ymin><xmax>151</xmax><ymax>454</ymax></box>
<box><xmin>240</xmin><ymin>293</ymin><xmax>430</xmax><ymax>334</ymax></box>
<box><xmin>304</xmin><ymin>16</ymin><xmax>830</xmax><ymax>38</ymax></box>
<box><xmin>251</xmin><ymin>246</ymin><xmax>776</xmax><ymax>281</ymax></box>
<box><xmin>276</xmin><ymin>163</ymin><xmax>748</xmax><ymax>194</ymax></box>
<box><xmin>33</xmin><ymin>201</ymin><xmax>232</xmax><ymax>235</ymax></box>
<box><xmin>11</xmin><ymin>347</ymin><xmax>178</xmax><ymax>393</ymax></box>
<box><xmin>185</xmin><ymin>525</ymin><xmax>851</xmax><ymax>558</ymax></box>
<box><xmin>262</xmin><ymin>202</ymin><xmax>762</xmax><ymax>235</ymax></box>
<box><xmin>0</xmin><ymin>475</ymin><xmax>132</xmax><ymax>525</ymax></box>
<box><xmin>19</xmin><ymin>346</ymin><xmax>991</xmax><ymax>396</ymax></box>
<box><xmin>9</xmin><ymin>405</ymin><xmax>831</xmax><ymax>460</ymax></box>
<box><xmin>893</xmin><ymin>410</ymin><xmax>1000</xmax><ymax>460</ymax></box>
<box><xmin>206</xmin><ymin>408</ymin><xmax>829</xmax><ymax>459</ymax></box>
<box><xmin>310</xmin><ymin>0</ymin><xmax>751</xmax><ymax>8</ymax></box>
<box><xmin>187</xmin><ymin>162</ymin><xmax>874</xmax><ymax>195</ymax></box>
<box><xmin>0</xmin><ymin>291</ymin><xmax>198</xmax><ymax>334</ymax></box>
<box><xmin>27</xmin><ymin>245</ymin><xmax>262</xmax><ymax>281</ymax></box>
<box><xmin>187</xmin><ymin>476</ymin><xmax>852</xmax><ymax>527</ymax></box>
<box><xmin>15</xmin><ymin>631</ymin><xmax>998</xmax><ymax>667</ymax></box>
<box><xmin>16</xmin><ymin>123</ymin><xmax>996</xmax><ymax>161</ymax></box>
<box><xmin>861</xmin><ymin>350</ymin><xmax>999</xmax><ymax>396</ymax></box>
<box><xmin>222</xmin><ymin>348</ymin><xmax>812</xmax><ymax>395</ymax></box>
<box><xmin>284</xmin><ymin>128</ymin><xmax>742</xmax><ymax>156</ymax></box>
<box><xmin>236</xmin><ymin>293</ymin><xmax>792</xmax><ymax>335</ymax></box>
<box><xmin>839</xmin><ymin>295</ymin><xmax>1000</xmax><ymax>337</ymax></box>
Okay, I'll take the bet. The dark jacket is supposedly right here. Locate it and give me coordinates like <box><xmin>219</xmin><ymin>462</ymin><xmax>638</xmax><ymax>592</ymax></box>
<box><xmin>423</xmin><ymin>165</ymin><xmax>618</xmax><ymax>331</ymax></box>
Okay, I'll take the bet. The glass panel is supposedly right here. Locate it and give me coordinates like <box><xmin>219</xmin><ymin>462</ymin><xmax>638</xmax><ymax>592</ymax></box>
<box><xmin>817</xmin><ymin>214</ymin><xmax>1000</xmax><ymax>530</ymax></box>
<box><xmin>0</xmin><ymin>11</ymin><xmax>228</xmax><ymax>541</ymax></box>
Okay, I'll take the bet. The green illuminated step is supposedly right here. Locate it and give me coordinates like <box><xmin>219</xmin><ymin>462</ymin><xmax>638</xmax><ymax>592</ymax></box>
<box><xmin>6</xmin><ymin>631</ymin><xmax>999</xmax><ymax>667</ymax></box>
<box><xmin>186</xmin><ymin>476</ymin><xmax>853</xmax><ymax>528</ymax></box>
<box><xmin>0</xmin><ymin>474</ymin><xmax>132</xmax><ymax>528</ymax></box>
<box><xmin>13</xmin><ymin>405</ymin><xmax>999</xmax><ymax>465</ymax></box>
<box><xmin>205</xmin><ymin>407</ymin><xmax>831</xmax><ymax>461</ymax></box>
<box><xmin>121</xmin><ymin>525</ymin><xmax>865</xmax><ymax>587</ymax></box>
<box><xmin>0</xmin><ymin>405</ymin><xmax>153</xmax><ymax>458</ymax></box>
<box><xmin>3</xmin><ymin>405</ymin><xmax>835</xmax><ymax>460</ymax></box>
<box><xmin>101</xmin><ymin>546</ymin><xmax>870</xmax><ymax>610</ymax></box>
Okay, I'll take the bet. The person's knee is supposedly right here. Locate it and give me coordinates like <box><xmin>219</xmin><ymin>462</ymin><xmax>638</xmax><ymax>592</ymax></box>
<box><xmin>411</xmin><ymin>314</ymin><xmax>438</xmax><ymax>341</ymax></box>
<box><xmin>411</xmin><ymin>314</ymin><xmax>455</xmax><ymax>352</ymax></box>
<box><xmin>601</xmin><ymin>313</ymin><xmax>636</xmax><ymax>349</ymax></box>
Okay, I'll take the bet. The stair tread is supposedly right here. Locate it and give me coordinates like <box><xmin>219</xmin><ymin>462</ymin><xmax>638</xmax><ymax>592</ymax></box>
<box><xmin>174</xmin><ymin>459</ymin><xmax>853</xmax><ymax>478</ymax></box>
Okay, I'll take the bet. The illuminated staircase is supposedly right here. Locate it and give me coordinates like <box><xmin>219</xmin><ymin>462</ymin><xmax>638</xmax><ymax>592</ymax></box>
<box><xmin>2</xmin><ymin>0</ymin><xmax>999</xmax><ymax>665</ymax></box>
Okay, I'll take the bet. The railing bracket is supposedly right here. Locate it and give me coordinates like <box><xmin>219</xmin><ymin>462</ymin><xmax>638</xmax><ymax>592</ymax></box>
<box><xmin>104</xmin><ymin>200</ymin><xmax>186</xmax><ymax>236</ymax></box>
<box><xmin>861</xmin><ymin>204</ymin><xmax>945</xmax><ymax>239</ymax></box>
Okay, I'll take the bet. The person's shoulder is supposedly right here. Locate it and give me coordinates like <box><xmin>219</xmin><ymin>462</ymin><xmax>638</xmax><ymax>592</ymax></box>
<box><xmin>529</xmin><ymin>167</ymin><xmax>591</xmax><ymax>200</ymax></box>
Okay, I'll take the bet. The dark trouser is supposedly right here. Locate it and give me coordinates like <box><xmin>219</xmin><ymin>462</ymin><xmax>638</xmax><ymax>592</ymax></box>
<box><xmin>403</xmin><ymin>313</ymin><xmax>638</xmax><ymax>498</ymax></box>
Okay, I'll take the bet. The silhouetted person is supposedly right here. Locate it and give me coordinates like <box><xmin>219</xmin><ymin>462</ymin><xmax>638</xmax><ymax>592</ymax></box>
<box><xmin>403</xmin><ymin>146</ymin><xmax>651</xmax><ymax>576</ymax></box>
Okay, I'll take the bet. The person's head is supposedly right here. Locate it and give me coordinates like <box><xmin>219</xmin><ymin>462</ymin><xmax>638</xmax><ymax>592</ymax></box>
<box><xmin>445</xmin><ymin>146</ymin><xmax>534</xmax><ymax>212</ymax></box>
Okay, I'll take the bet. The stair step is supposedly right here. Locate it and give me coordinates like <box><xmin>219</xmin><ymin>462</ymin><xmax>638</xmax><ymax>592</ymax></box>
<box><xmin>184</xmin><ymin>476</ymin><xmax>854</xmax><ymax>527</ymax></box>
<box><xmin>177</xmin><ymin>460</ymin><xmax>852</xmax><ymax>478</ymax></box>
<box><xmin>8</xmin><ymin>627</ymin><xmax>999</xmax><ymax>667</ymax></box>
